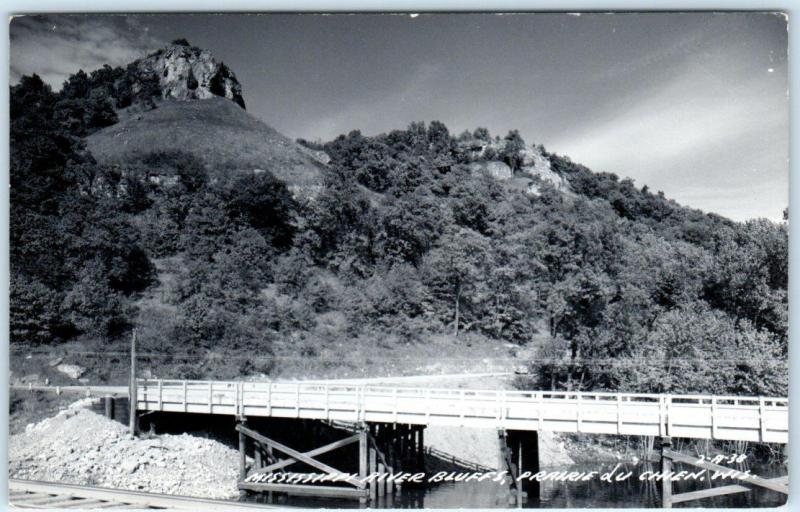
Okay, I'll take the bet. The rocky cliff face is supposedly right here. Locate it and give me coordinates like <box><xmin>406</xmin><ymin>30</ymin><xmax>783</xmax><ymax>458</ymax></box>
<box><xmin>458</xmin><ymin>137</ymin><xmax>571</xmax><ymax>195</ymax></box>
<box><xmin>468</xmin><ymin>160</ymin><xmax>513</xmax><ymax>180</ymax></box>
<box><xmin>519</xmin><ymin>146</ymin><xmax>571</xmax><ymax>195</ymax></box>
<box><xmin>135</xmin><ymin>42</ymin><xmax>245</xmax><ymax>109</ymax></box>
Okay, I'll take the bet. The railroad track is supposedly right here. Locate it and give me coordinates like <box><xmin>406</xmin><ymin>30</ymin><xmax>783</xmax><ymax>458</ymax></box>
<box><xmin>9</xmin><ymin>479</ymin><xmax>274</xmax><ymax>510</ymax></box>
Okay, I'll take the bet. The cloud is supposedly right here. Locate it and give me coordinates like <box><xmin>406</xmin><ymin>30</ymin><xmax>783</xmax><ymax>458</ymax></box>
<box><xmin>549</xmin><ymin>67</ymin><xmax>788</xmax><ymax>222</ymax></box>
<box><xmin>10</xmin><ymin>15</ymin><xmax>162</xmax><ymax>89</ymax></box>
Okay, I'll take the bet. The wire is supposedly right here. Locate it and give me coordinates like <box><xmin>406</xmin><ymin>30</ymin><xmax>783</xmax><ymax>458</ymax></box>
<box><xmin>8</xmin><ymin>348</ymin><xmax>787</xmax><ymax>365</ymax></box>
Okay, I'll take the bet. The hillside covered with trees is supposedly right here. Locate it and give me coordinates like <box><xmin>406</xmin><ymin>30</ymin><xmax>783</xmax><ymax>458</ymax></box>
<box><xmin>10</xmin><ymin>61</ymin><xmax>788</xmax><ymax>397</ymax></box>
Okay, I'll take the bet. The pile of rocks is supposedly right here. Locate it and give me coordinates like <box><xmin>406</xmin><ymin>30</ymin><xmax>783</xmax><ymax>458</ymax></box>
<box><xmin>9</xmin><ymin>404</ymin><xmax>240</xmax><ymax>499</ymax></box>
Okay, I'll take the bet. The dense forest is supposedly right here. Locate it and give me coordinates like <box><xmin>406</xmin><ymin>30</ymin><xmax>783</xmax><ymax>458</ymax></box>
<box><xmin>10</xmin><ymin>68</ymin><xmax>788</xmax><ymax>396</ymax></box>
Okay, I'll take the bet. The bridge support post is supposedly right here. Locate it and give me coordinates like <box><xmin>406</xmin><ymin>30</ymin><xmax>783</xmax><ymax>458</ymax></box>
<box><xmin>398</xmin><ymin>424</ymin><xmax>406</xmax><ymax>468</ymax></box>
<box><xmin>521</xmin><ymin>430</ymin><xmax>540</xmax><ymax>507</ymax></box>
<box><xmin>660</xmin><ymin>436</ymin><xmax>672</xmax><ymax>509</ymax></box>
<box><xmin>496</xmin><ymin>429</ymin><xmax>512</xmax><ymax>504</ymax></box>
<box><xmin>382</xmin><ymin>425</ymin><xmax>394</xmax><ymax>495</ymax></box>
<box><xmin>369</xmin><ymin>446</ymin><xmax>377</xmax><ymax>502</ymax></box>
<box><xmin>393</xmin><ymin>424</ymin><xmax>402</xmax><ymax>481</ymax></box>
<box><xmin>128</xmin><ymin>329</ymin><xmax>138</xmax><ymax>436</ymax></box>
<box><xmin>238</xmin><ymin>416</ymin><xmax>248</xmax><ymax>497</ymax></box>
<box><xmin>498</xmin><ymin>430</ymin><xmax>540</xmax><ymax>507</ymax></box>
<box><xmin>104</xmin><ymin>396</ymin><xmax>114</xmax><ymax>420</ymax></box>
<box><xmin>359</xmin><ymin>425</ymin><xmax>368</xmax><ymax>505</ymax></box>
<box><xmin>254</xmin><ymin>443</ymin><xmax>262</xmax><ymax>471</ymax></box>
<box><xmin>416</xmin><ymin>426</ymin><xmax>425</xmax><ymax>473</ymax></box>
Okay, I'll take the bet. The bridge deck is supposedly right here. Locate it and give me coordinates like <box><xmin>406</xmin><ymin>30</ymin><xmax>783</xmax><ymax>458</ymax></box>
<box><xmin>136</xmin><ymin>379</ymin><xmax>788</xmax><ymax>444</ymax></box>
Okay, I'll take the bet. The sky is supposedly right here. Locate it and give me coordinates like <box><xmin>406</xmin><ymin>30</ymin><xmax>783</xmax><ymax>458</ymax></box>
<box><xmin>9</xmin><ymin>12</ymin><xmax>788</xmax><ymax>221</ymax></box>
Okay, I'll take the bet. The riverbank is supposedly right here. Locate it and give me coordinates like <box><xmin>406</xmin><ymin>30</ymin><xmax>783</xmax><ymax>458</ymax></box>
<box><xmin>560</xmin><ymin>433</ymin><xmax>653</xmax><ymax>464</ymax></box>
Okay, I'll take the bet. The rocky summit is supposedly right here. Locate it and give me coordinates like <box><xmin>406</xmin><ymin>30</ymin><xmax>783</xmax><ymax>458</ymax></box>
<box><xmin>86</xmin><ymin>41</ymin><xmax>325</xmax><ymax>194</ymax></box>
<box><xmin>135</xmin><ymin>41</ymin><xmax>245</xmax><ymax>109</ymax></box>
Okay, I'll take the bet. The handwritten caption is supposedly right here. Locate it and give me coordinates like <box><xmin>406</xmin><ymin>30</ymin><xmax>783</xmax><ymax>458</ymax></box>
<box><xmin>244</xmin><ymin>458</ymin><xmax>753</xmax><ymax>486</ymax></box>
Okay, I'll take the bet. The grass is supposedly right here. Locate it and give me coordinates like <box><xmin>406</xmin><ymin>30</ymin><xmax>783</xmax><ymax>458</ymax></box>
<box><xmin>267</xmin><ymin>330</ymin><xmax>526</xmax><ymax>382</ymax></box>
<box><xmin>86</xmin><ymin>97</ymin><xmax>325</xmax><ymax>189</ymax></box>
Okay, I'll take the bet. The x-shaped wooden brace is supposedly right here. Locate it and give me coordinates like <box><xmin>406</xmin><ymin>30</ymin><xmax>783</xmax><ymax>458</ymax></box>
<box><xmin>236</xmin><ymin>424</ymin><xmax>364</xmax><ymax>488</ymax></box>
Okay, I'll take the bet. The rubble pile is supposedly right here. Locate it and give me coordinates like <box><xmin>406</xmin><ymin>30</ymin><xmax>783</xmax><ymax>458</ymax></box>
<box><xmin>9</xmin><ymin>405</ymin><xmax>240</xmax><ymax>499</ymax></box>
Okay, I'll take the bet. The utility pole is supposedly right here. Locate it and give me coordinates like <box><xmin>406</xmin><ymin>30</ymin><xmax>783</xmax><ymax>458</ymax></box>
<box><xmin>129</xmin><ymin>329</ymin><xmax>138</xmax><ymax>436</ymax></box>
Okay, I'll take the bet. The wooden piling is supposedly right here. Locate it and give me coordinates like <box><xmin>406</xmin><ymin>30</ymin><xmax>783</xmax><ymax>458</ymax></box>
<box><xmin>661</xmin><ymin>436</ymin><xmax>672</xmax><ymax>509</ymax></box>
<box><xmin>128</xmin><ymin>330</ymin><xmax>138</xmax><ymax>436</ymax></box>
<box><xmin>378</xmin><ymin>462</ymin><xmax>386</xmax><ymax>498</ymax></box>
<box><xmin>359</xmin><ymin>426</ymin><xmax>368</xmax><ymax>505</ymax></box>
<box><xmin>406</xmin><ymin>426</ymin><xmax>414</xmax><ymax>471</ymax></box>
<box><xmin>239</xmin><ymin>419</ymin><xmax>248</xmax><ymax>483</ymax></box>
<box><xmin>398</xmin><ymin>424</ymin><xmax>405</xmax><ymax>468</ymax></box>
<box><xmin>526</xmin><ymin>430</ymin><xmax>540</xmax><ymax>506</ymax></box>
<box><xmin>417</xmin><ymin>427</ymin><xmax>425</xmax><ymax>472</ymax></box>
<box><xmin>515</xmin><ymin>438</ymin><xmax>523</xmax><ymax>507</ymax></box>
<box><xmin>104</xmin><ymin>396</ymin><xmax>114</xmax><ymax>420</ymax></box>
<box><xmin>392</xmin><ymin>424</ymin><xmax>399</xmax><ymax>471</ymax></box>
<box><xmin>369</xmin><ymin>447</ymin><xmax>377</xmax><ymax>502</ymax></box>
<box><xmin>385</xmin><ymin>425</ymin><xmax>394</xmax><ymax>495</ymax></box>
<box><xmin>497</xmin><ymin>429</ymin><xmax>510</xmax><ymax>504</ymax></box>
<box><xmin>410</xmin><ymin>427</ymin><xmax>416</xmax><ymax>467</ymax></box>
<box><xmin>393</xmin><ymin>424</ymin><xmax>401</xmax><ymax>472</ymax></box>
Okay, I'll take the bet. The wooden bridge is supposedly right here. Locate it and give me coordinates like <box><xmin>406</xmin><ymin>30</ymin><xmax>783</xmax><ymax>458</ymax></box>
<box><xmin>135</xmin><ymin>379</ymin><xmax>788</xmax><ymax>444</ymax></box>
<box><xmin>13</xmin><ymin>377</ymin><xmax>789</xmax><ymax>507</ymax></box>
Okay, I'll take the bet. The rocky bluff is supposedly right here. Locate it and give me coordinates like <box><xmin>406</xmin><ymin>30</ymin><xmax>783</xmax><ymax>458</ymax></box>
<box><xmin>135</xmin><ymin>40</ymin><xmax>246</xmax><ymax>109</ymax></box>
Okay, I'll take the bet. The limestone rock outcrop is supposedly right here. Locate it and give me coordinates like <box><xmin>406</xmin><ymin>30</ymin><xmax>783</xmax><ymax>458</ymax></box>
<box><xmin>468</xmin><ymin>160</ymin><xmax>513</xmax><ymax>180</ymax></box>
<box><xmin>135</xmin><ymin>42</ymin><xmax>245</xmax><ymax>109</ymax></box>
<box><xmin>519</xmin><ymin>147</ymin><xmax>571</xmax><ymax>195</ymax></box>
<box><xmin>460</xmin><ymin>137</ymin><xmax>572</xmax><ymax>195</ymax></box>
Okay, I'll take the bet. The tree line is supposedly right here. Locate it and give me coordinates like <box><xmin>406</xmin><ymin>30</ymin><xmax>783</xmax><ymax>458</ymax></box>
<box><xmin>10</xmin><ymin>70</ymin><xmax>788</xmax><ymax>395</ymax></box>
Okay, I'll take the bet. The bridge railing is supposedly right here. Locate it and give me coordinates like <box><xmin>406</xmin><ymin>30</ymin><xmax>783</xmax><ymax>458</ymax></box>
<box><xmin>135</xmin><ymin>379</ymin><xmax>788</xmax><ymax>444</ymax></box>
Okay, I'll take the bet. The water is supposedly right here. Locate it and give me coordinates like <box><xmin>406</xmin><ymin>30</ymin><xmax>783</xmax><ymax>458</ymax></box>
<box><xmin>242</xmin><ymin>461</ymin><xmax>787</xmax><ymax>509</ymax></box>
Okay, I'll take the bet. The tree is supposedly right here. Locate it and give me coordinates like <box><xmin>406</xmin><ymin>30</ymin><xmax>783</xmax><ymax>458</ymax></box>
<box><xmin>422</xmin><ymin>229</ymin><xmax>492</xmax><ymax>336</ymax></box>
<box><xmin>427</xmin><ymin>120</ymin><xmax>452</xmax><ymax>156</ymax></box>
<box><xmin>11</xmin><ymin>73</ymin><xmax>153</xmax><ymax>344</ymax></box>
<box><xmin>61</xmin><ymin>70</ymin><xmax>91</xmax><ymax>99</ymax></box>
<box><xmin>377</xmin><ymin>195</ymin><xmax>443</xmax><ymax>265</ymax></box>
<box><xmin>303</xmin><ymin>175</ymin><xmax>378</xmax><ymax>273</ymax></box>
<box><xmin>61</xmin><ymin>260</ymin><xmax>128</xmax><ymax>337</ymax></box>
<box><xmin>225</xmin><ymin>171</ymin><xmax>296</xmax><ymax>249</ymax></box>
<box><xmin>620</xmin><ymin>303</ymin><xmax>787</xmax><ymax>395</ymax></box>
<box><xmin>180</xmin><ymin>192</ymin><xmax>233</xmax><ymax>262</ymax></box>
<box><xmin>473</xmin><ymin>127</ymin><xmax>491</xmax><ymax>141</ymax></box>
<box><xmin>703</xmin><ymin>222</ymin><xmax>786</xmax><ymax>337</ymax></box>
<box><xmin>10</xmin><ymin>274</ymin><xmax>61</xmax><ymax>344</ymax></box>
<box><xmin>501</xmin><ymin>130</ymin><xmax>526</xmax><ymax>171</ymax></box>
<box><xmin>55</xmin><ymin>70</ymin><xmax>118</xmax><ymax>135</ymax></box>
<box><xmin>115</xmin><ymin>64</ymin><xmax>161</xmax><ymax>109</ymax></box>
<box><xmin>449</xmin><ymin>176</ymin><xmax>501</xmax><ymax>235</ymax></box>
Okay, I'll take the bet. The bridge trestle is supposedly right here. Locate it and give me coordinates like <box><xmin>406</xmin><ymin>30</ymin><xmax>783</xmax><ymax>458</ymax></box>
<box><xmin>235</xmin><ymin>418</ymin><xmax>426</xmax><ymax>505</ymax></box>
